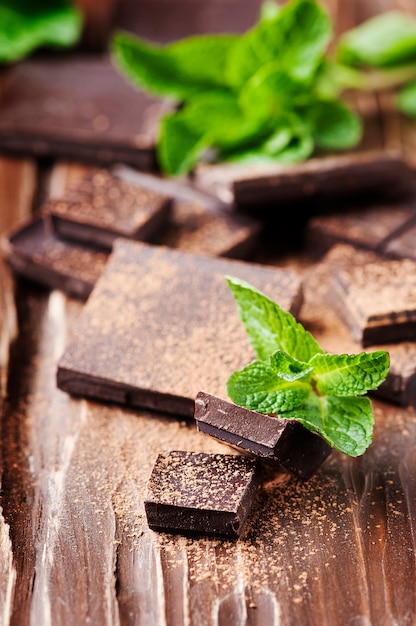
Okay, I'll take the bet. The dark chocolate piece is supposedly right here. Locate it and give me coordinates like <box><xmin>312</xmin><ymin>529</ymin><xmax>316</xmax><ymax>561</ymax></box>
<box><xmin>144</xmin><ymin>450</ymin><xmax>260</xmax><ymax>538</ymax></box>
<box><xmin>194</xmin><ymin>391</ymin><xmax>331</xmax><ymax>480</ymax></box>
<box><xmin>382</xmin><ymin>221</ymin><xmax>416</xmax><ymax>260</ymax></box>
<box><xmin>329</xmin><ymin>257</ymin><xmax>416</xmax><ymax>346</ymax></box>
<box><xmin>1</xmin><ymin>216</ymin><xmax>108</xmax><ymax>300</ymax></box>
<box><xmin>57</xmin><ymin>239</ymin><xmax>304</xmax><ymax>417</ymax></box>
<box><xmin>155</xmin><ymin>199</ymin><xmax>262</xmax><ymax>259</ymax></box>
<box><xmin>194</xmin><ymin>151</ymin><xmax>409</xmax><ymax>208</ymax></box>
<box><xmin>44</xmin><ymin>169</ymin><xmax>172</xmax><ymax>250</ymax></box>
<box><xmin>306</xmin><ymin>201</ymin><xmax>416</xmax><ymax>261</ymax></box>
<box><xmin>111</xmin><ymin>164</ymin><xmax>262</xmax><ymax>258</ymax></box>
<box><xmin>313</xmin><ymin>244</ymin><xmax>416</xmax><ymax>407</ymax></box>
<box><xmin>0</xmin><ymin>56</ymin><xmax>166</xmax><ymax>168</ymax></box>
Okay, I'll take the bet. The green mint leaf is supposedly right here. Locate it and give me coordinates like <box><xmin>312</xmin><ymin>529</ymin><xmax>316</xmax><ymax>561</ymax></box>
<box><xmin>310</xmin><ymin>351</ymin><xmax>390</xmax><ymax>397</ymax></box>
<box><xmin>157</xmin><ymin>111</ymin><xmax>209</xmax><ymax>177</ymax></box>
<box><xmin>269</xmin><ymin>351</ymin><xmax>314</xmax><ymax>382</ymax></box>
<box><xmin>226</xmin><ymin>275</ymin><xmax>323</xmax><ymax>362</ymax></box>
<box><xmin>336</xmin><ymin>11</ymin><xmax>416</xmax><ymax>68</ymax></box>
<box><xmin>111</xmin><ymin>30</ymin><xmax>239</xmax><ymax>101</ymax></box>
<box><xmin>224</xmin><ymin>113</ymin><xmax>314</xmax><ymax>166</ymax></box>
<box><xmin>0</xmin><ymin>1</ymin><xmax>82</xmax><ymax>63</ymax></box>
<box><xmin>227</xmin><ymin>359</ymin><xmax>311</xmax><ymax>413</ymax></box>
<box><xmin>397</xmin><ymin>80</ymin><xmax>416</xmax><ymax>117</ymax></box>
<box><xmin>283</xmin><ymin>394</ymin><xmax>374</xmax><ymax>457</ymax></box>
<box><xmin>259</xmin><ymin>1</ymin><xmax>281</xmax><ymax>22</ymax></box>
<box><xmin>176</xmin><ymin>92</ymin><xmax>268</xmax><ymax>153</ymax></box>
<box><xmin>239</xmin><ymin>64</ymin><xmax>306</xmax><ymax>120</ymax></box>
<box><xmin>299</xmin><ymin>99</ymin><xmax>363</xmax><ymax>150</ymax></box>
<box><xmin>226</xmin><ymin>0</ymin><xmax>332</xmax><ymax>87</ymax></box>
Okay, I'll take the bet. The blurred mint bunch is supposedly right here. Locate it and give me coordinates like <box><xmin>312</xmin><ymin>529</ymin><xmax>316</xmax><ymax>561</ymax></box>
<box><xmin>112</xmin><ymin>0</ymin><xmax>416</xmax><ymax>176</ymax></box>
<box><xmin>0</xmin><ymin>0</ymin><xmax>83</xmax><ymax>64</ymax></box>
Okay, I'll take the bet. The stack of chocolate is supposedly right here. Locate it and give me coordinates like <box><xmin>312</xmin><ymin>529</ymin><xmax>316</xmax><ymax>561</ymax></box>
<box><xmin>143</xmin><ymin>393</ymin><xmax>332</xmax><ymax>539</ymax></box>
<box><xmin>1</xmin><ymin>167</ymin><xmax>262</xmax><ymax>300</ymax></box>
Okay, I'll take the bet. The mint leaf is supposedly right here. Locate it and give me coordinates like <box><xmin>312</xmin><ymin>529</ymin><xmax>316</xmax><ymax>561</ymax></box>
<box><xmin>270</xmin><ymin>351</ymin><xmax>313</xmax><ymax>382</ymax></box>
<box><xmin>283</xmin><ymin>394</ymin><xmax>374</xmax><ymax>457</ymax></box>
<box><xmin>0</xmin><ymin>0</ymin><xmax>82</xmax><ymax>63</ymax></box>
<box><xmin>157</xmin><ymin>93</ymin><xmax>269</xmax><ymax>175</ymax></box>
<box><xmin>227</xmin><ymin>359</ymin><xmax>311</xmax><ymax>413</ymax></box>
<box><xmin>226</xmin><ymin>275</ymin><xmax>323</xmax><ymax>362</ymax></box>
<box><xmin>336</xmin><ymin>11</ymin><xmax>416</xmax><ymax>68</ymax></box>
<box><xmin>225</xmin><ymin>115</ymin><xmax>314</xmax><ymax>166</ymax></box>
<box><xmin>226</xmin><ymin>275</ymin><xmax>390</xmax><ymax>458</ymax></box>
<box><xmin>311</xmin><ymin>351</ymin><xmax>390</xmax><ymax>396</ymax></box>
<box><xmin>397</xmin><ymin>80</ymin><xmax>416</xmax><ymax>117</ymax></box>
<box><xmin>239</xmin><ymin>64</ymin><xmax>305</xmax><ymax>119</ymax></box>
<box><xmin>112</xmin><ymin>30</ymin><xmax>239</xmax><ymax>101</ymax></box>
<box><xmin>157</xmin><ymin>111</ymin><xmax>210</xmax><ymax>177</ymax></box>
<box><xmin>300</xmin><ymin>99</ymin><xmax>363</xmax><ymax>150</ymax></box>
<box><xmin>226</xmin><ymin>0</ymin><xmax>332</xmax><ymax>87</ymax></box>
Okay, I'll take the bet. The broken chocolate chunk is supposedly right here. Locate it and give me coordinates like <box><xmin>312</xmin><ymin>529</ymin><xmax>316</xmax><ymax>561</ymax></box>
<box><xmin>328</xmin><ymin>257</ymin><xmax>416</xmax><ymax>346</ymax></box>
<box><xmin>1</xmin><ymin>216</ymin><xmax>108</xmax><ymax>300</ymax></box>
<box><xmin>0</xmin><ymin>56</ymin><xmax>165</xmax><ymax>167</ymax></box>
<box><xmin>194</xmin><ymin>392</ymin><xmax>332</xmax><ymax>480</ymax></box>
<box><xmin>144</xmin><ymin>450</ymin><xmax>261</xmax><ymax>538</ymax></box>
<box><xmin>194</xmin><ymin>151</ymin><xmax>409</xmax><ymax>208</ymax></box>
<box><xmin>305</xmin><ymin>201</ymin><xmax>416</xmax><ymax>261</ymax></box>
<box><xmin>45</xmin><ymin>169</ymin><xmax>172</xmax><ymax>250</ymax></box>
<box><xmin>57</xmin><ymin>239</ymin><xmax>304</xmax><ymax>417</ymax></box>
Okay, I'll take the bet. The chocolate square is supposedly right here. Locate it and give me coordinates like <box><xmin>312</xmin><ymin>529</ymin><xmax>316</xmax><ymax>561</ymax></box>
<box><xmin>44</xmin><ymin>169</ymin><xmax>172</xmax><ymax>250</ymax></box>
<box><xmin>0</xmin><ymin>56</ymin><xmax>165</xmax><ymax>168</ymax></box>
<box><xmin>194</xmin><ymin>391</ymin><xmax>332</xmax><ymax>479</ymax></box>
<box><xmin>306</xmin><ymin>201</ymin><xmax>416</xmax><ymax>260</ymax></box>
<box><xmin>144</xmin><ymin>450</ymin><xmax>261</xmax><ymax>538</ymax></box>
<box><xmin>317</xmin><ymin>244</ymin><xmax>416</xmax><ymax>406</ymax></box>
<box><xmin>1</xmin><ymin>216</ymin><xmax>108</xmax><ymax>300</ymax></box>
<box><xmin>57</xmin><ymin>239</ymin><xmax>304</xmax><ymax>416</ymax></box>
<box><xmin>329</xmin><ymin>257</ymin><xmax>416</xmax><ymax>346</ymax></box>
<box><xmin>194</xmin><ymin>151</ymin><xmax>408</xmax><ymax>208</ymax></box>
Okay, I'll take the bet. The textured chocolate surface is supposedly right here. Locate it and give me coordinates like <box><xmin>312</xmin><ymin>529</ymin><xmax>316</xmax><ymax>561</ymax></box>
<box><xmin>144</xmin><ymin>450</ymin><xmax>260</xmax><ymax>537</ymax></box>
<box><xmin>329</xmin><ymin>258</ymin><xmax>416</xmax><ymax>346</ymax></box>
<box><xmin>194</xmin><ymin>392</ymin><xmax>332</xmax><ymax>479</ymax></box>
<box><xmin>0</xmin><ymin>56</ymin><xmax>164</xmax><ymax>167</ymax></box>
<box><xmin>155</xmin><ymin>199</ymin><xmax>262</xmax><ymax>258</ymax></box>
<box><xmin>194</xmin><ymin>151</ymin><xmax>409</xmax><ymax>208</ymax></box>
<box><xmin>1</xmin><ymin>216</ymin><xmax>108</xmax><ymax>300</ymax></box>
<box><xmin>306</xmin><ymin>201</ymin><xmax>416</xmax><ymax>260</ymax></box>
<box><xmin>57</xmin><ymin>239</ymin><xmax>304</xmax><ymax>416</ymax></box>
<box><xmin>45</xmin><ymin>169</ymin><xmax>172</xmax><ymax>249</ymax></box>
<box><xmin>312</xmin><ymin>244</ymin><xmax>416</xmax><ymax>406</ymax></box>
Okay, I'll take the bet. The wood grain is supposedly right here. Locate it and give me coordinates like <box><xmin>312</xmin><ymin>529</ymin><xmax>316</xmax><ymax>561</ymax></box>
<box><xmin>2</xmin><ymin>3</ymin><xmax>416</xmax><ymax>625</ymax></box>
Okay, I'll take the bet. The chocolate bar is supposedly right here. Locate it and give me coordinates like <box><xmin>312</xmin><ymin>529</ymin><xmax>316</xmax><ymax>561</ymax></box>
<box><xmin>194</xmin><ymin>391</ymin><xmax>332</xmax><ymax>479</ymax></box>
<box><xmin>306</xmin><ymin>201</ymin><xmax>416</xmax><ymax>260</ymax></box>
<box><xmin>0</xmin><ymin>56</ymin><xmax>166</xmax><ymax>168</ymax></box>
<box><xmin>155</xmin><ymin>199</ymin><xmax>262</xmax><ymax>259</ymax></box>
<box><xmin>194</xmin><ymin>150</ymin><xmax>409</xmax><ymax>208</ymax></box>
<box><xmin>328</xmin><ymin>257</ymin><xmax>416</xmax><ymax>346</ymax></box>
<box><xmin>45</xmin><ymin>169</ymin><xmax>172</xmax><ymax>250</ymax></box>
<box><xmin>1</xmin><ymin>216</ymin><xmax>109</xmax><ymax>300</ymax></box>
<box><xmin>57</xmin><ymin>239</ymin><xmax>304</xmax><ymax>417</ymax></box>
<box><xmin>144</xmin><ymin>450</ymin><xmax>261</xmax><ymax>537</ymax></box>
<box><xmin>310</xmin><ymin>244</ymin><xmax>416</xmax><ymax>406</ymax></box>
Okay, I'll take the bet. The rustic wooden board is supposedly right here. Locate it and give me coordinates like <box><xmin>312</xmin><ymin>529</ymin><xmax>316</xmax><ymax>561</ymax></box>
<box><xmin>2</xmin><ymin>3</ymin><xmax>416</xmax><ymax>625</ymax></box>
<box><xmin>2</xmin><ymin>249</ymin><xmax>416</xmax><ymax>625</ymax></box>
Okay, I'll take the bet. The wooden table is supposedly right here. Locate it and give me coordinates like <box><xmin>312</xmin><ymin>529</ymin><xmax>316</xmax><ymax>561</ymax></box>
<box><xmin>2</xmin><ymin>2</ymin><xmax>416</xmax><ymax>625</ymax></box>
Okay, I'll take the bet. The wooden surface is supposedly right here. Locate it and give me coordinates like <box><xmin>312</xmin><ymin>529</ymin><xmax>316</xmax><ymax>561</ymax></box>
<box><xmin>2</xmin><ymin>2</ymin><xmax>416</xmax><ymax>626</ymax></box>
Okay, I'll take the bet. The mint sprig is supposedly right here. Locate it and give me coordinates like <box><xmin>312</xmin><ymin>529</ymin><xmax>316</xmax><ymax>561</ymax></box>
<box><xmin>0</xmin><ymin>1</ymin><xmax>82</xmax><ymax>64</ymax></box>
<box><xmin>111</xmin><ymin>0</ymin><xmax>363</xmax><ymax>176</ymax></box>
<box><xmin>226</xmin><ymin>275</ymin><xmax>390</xmax><ymax>457</ymax></box>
